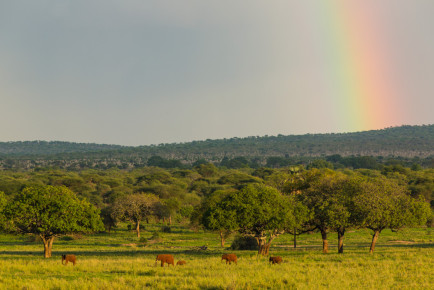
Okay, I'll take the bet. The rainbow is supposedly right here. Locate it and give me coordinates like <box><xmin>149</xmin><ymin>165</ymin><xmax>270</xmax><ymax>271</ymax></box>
<box><xmin>318</xmin><ymin>1</ymin><xmax>403</xmax><ymax>132</ymax></box>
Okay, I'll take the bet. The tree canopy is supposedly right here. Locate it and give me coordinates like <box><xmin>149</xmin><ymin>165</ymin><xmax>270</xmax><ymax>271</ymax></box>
<box><xmin>354</xmin><ymin>176</ymin><xmax>431</xmax><ymax>253</ymax></box>
<box><xmin>203</xmin><ymin>184</ymin><xmax>301</xmax><ymax>255</ymax></box>
<box><xmin>111</xmin><ymin>193</ymin><xmax>160</xmax><ymax>237</ymax></box>
<box><xmin>5</xmin><ymin>185</ymin><xmax>104</xmax><ymax>257</ymax></box>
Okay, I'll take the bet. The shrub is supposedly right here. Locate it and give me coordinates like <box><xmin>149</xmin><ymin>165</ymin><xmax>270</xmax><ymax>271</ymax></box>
<box><xmin>230</xmin><ymin>235</ymin><xmax>258</xmax><ymax>250</ymax></box>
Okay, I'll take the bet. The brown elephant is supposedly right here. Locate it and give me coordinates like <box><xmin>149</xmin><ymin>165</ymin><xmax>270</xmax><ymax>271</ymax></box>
<box><xmin>269</xmin><ymin>256</ymin><xmax>282</xmax><ymax>264</ymax></box>
<box><xmin>176</xmin><ymin>260</ymin><xmax>186</xmax><ymax>266</ymax></box>
<box><xmin>61</xmin><ymin>254</ymin><xmax>76</xmax><ymax>266</ymax></box>
<box><xmin>221</xmin><ymin>254</ymin><xmax>237</xmax><ymax>265</ymax></box>
<box><xmin>155</xmin><ymin>254</ymin><xmax>175</xmax><ymax>267</ymax></box>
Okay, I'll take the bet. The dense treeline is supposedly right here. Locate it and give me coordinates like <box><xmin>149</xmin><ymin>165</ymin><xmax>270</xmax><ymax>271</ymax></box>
<box><xmin>0</xmin><ymin>163</ymin><xmax>432</xmax><ymax>256</ymax></box>
<box><xmin>0</xmin><ymin>164</ymin><xmax>432</xmax><ymax>216</ymax></box>
<box><xmin>0</xmin><ymin>125</ymin><xmax>433</xmax><ymax>170</ymax></box>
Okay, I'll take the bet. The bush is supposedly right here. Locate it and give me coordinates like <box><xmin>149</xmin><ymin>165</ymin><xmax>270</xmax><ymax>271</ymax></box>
<box><xmin>230</xmin><ymin>235</ymin><xmax>258</xmax><ymax>250</ymax></box>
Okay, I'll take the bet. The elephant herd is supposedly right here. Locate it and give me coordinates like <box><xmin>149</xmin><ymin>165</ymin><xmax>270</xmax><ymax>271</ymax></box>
<box><xmin>155</xmin><ymin>253</ymin><xmax>283</xmax><ymax>267</ymax></box>
<box><xmin>61</xmin><ymin>253</ymin><xmax>283</xmax><ymax>267</ymax></box>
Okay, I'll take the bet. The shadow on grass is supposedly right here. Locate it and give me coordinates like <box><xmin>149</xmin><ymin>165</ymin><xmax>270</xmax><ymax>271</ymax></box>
<box><xmin>374</xmin><ymin>243</ymin><xmax>434</xmax><ymax>249</ymax></box>
<box><xmin>1</xmin><ymin>243</ymin><xmax>432</xmax><ymax>260</ymax></box>
<box><xmin>0</xmin><ymin>248</ymin><xmax>227</xmax><ymax>259</ymax></box>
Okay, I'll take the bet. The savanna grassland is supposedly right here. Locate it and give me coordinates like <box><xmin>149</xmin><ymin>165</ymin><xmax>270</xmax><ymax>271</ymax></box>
<box><xmin>0</xmin><ymin>224</ymin><xmax>432</xmax><ymax>289</ymax></box>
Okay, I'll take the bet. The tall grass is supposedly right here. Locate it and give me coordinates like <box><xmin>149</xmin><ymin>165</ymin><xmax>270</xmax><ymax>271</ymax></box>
<box><xmin>0</xmin><ymin>225</ymin><xmax>432</xmax><ymax>289</ymax></box>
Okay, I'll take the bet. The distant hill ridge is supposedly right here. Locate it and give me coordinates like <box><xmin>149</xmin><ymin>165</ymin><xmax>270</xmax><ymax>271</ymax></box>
<box><xmin>0</xmin><ymin>140</ymin><xmax>124</xmax><ymax>155</ymax></box>
<box><xmin>0</xmin><ymin>125</ymin><xmax>433</xmax><ymax>166</ymax></box>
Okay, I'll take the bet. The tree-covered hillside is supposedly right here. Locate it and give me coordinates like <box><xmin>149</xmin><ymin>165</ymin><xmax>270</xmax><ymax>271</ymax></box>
<box><xmin>0</xmin><ymin>141</ymin><xmax>123</xmax><ymax>155</ymax></box>
<box><xmin>0</xmin><ymin>125</ymin><xmax>433</xmax><ymax>170</ymax></box>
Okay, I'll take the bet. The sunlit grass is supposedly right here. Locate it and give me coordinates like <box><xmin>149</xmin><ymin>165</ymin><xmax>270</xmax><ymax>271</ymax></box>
<box><xmin>0</xmin><ymin>225</ymin><xmax>432</xmax><ymax>289</ymax></box>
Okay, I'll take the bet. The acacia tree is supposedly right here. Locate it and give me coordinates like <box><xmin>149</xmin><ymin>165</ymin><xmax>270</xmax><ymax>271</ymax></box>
<box><xmin>268</xmin><ymin>167</ymin><xmax>312</xmax><ymax>249</ymax></box>
<box><xmin>112</xmin><ymin>193</ymin><xmax>160</xmax><ymax>238</ymax></box>
<box><xmin>204</xmin><ymin>184</ymin><xmax>297</xmax><ymax>255</ymax></box>
<box><xmin>161</xmin><ymin>198</ymin><xmax>181</xmax><ymax>225</ymax></box>
<box><xmin>354</xmin><ymin>177</ymin><xmax>431</xmax><ymax>253</ymax></box>
<box><xmin>298</xmin><ymin>169</ymin><xmax>360</xmax><ymax>253</ymax></box>
<box><xmin>327</xmin><ymin>174</ymin><xmax>362</xmax><ymax>253</ymax></box>
<box><xmin>284</xmin><ymin>200</ymin><xmax>312</xmax><ymax>249</ymax></box>
<box><xmin>201</xmin><ymin>190</ymin><xmax>238</xmax><ymax>247</ymax></box>
<box><xmin>237</xmin><ymin>184</ymin><xmax>298</xmax><ymax>255</ymax></box>
<box><xmin>5</xmin><ymin>186</ymin><xmax>104</xmax><ymax>258</ymax></box>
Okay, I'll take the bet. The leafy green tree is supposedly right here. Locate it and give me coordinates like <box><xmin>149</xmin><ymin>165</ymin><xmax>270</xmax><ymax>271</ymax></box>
<box><xmin>201</xmin><ymin>189</ymin><xmax>238</xmax><ymax>247</ymax></box>
<box><xmin>263</xmin><ymin>170</ymin><xmax>292</xmax><ymax>192</ymax></box>
<box><xmin>252</xmin><ymin>167</ymin><xmax>276</xmax><ymax>179</ymax></box>
<box><xmin>205</xmin><ymin>184</ymin><xmax>297</xmax><ymax>255</ymax></box>
<box><xmin>298</xmin><ymin>169</ymin><xmax>360</xmax><ymax>253</ymax></box>
<box><xmin>112</xmin><ymin>193</ymin><xmax>160</xmax><ymax>238</ymax></box>
<box><xmin>263</xmin><ymin>167</ymin><xmax>312</xmax><ymax>249</ymax></box>
<box><xmin>354</xmin><ymin>177</ymin><xmax>431</xmax><ymax>253</ymax></box>
<box><xmin>307</xmin><ymin>159</ymin><xmax>334</xmax><ymax>170</ymax></box>
<box><xmin>284</xmin><ymin>200</ymin><xmax>312</xmax><ymax>249</ymax></box>
<box><xmin>157</xmin><ymin>198</ymin><xmax>181</xmax><ymax>225</ymax></box>
<box><xmin>178</xmin><ymin>205</ymin><xmax>194</xmax><ymax>222</ymax></box>
<box><xmin>5</xmin><ymin>185</ymin><xmax>104</xmax><ymax>258</ymax></box>
<box><xmin>327</xmin><ymin>173</ymin><xmax>363</xmax><ymax>253</ymax></box>
<box><xmin>407</xmin><ymin>169</ymin><xmax>434</xmax><ymax>206</ymax></box>
<box><xmin>195</xmin><ymin>163</ymin><xmax>219</xmax><ymax>178</ymax></box>
<box><xmin>100</xmin><ymin>205</ymin><xmax>118</xmax><ymax>233</ymax></box>
<box><xmin>217</xmin><ymin>171</ymin><xmax>262</xmax><ymax>188</ymax></box>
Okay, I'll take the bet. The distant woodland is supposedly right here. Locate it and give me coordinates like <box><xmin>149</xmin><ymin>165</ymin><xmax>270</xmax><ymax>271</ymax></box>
<box><xmin>0</xmin><ymin>125</ymin><xmax>433</xmax><ymax>239</ymax></box>
<box><xmin>0</xmin><ymin>125</ymin><xmax>432</xmax><ymax>171</ymax></box>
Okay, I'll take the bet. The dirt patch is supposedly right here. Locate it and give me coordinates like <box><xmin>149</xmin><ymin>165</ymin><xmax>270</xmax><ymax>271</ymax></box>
<box><xmin>121</xmin><ymin>243</ymin><xmax>138</xmax><ymax>247</ymax></box>
<box><xmin>389</xmin><ymin>240</ymin><xmax>416</xmax><ymax>244</ymax></box>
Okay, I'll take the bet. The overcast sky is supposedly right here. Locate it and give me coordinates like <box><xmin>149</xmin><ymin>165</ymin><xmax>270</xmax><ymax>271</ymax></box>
<box><xmin>1</xmin><ymin>0</ymin><xmax>433</xmax><ymax>146</ymax></box>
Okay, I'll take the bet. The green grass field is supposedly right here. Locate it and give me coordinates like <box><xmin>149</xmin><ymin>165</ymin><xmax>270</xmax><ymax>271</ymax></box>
<box><xmin>0</xmin><ymin>224</ymin><xmax>432</xmax><ymax>289</ymax></box>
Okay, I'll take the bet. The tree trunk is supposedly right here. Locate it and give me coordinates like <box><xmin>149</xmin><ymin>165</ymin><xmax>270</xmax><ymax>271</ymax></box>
<box><xmin>256</xmin><ymin>236</ymin><xmax>274</xmax><ymax>255</ymax></box>
<box><xmin>321</xmin><ymin>230</ymin><xmax>328</xmax><ymax>254</ymax></box>
<box><xmin>293</xmin><ymin>227</ymin><xmax>297</xmax><ymax>248</ymax></box>
<box><xmin>169</xmin><ymin>215</ymin><xmax>172</xmax><ymax>225</ymax></box>
<box><xmin>264</xmin><ymin>243</ymin><xmax>271</xmax><ymax>255</ymax></box>
<box><xmin>256</xmin><ymin>237</ymin><xmax>267</xmax><ymax>255</ymax></box>
<box><xmin>258</xmin><ymin>243</ymin><xmax>269</xmax><ymax>255</ymax></box>
<box><xmin>41</xmin><ymin>236</ymin><xmax>55</xmax><ymax>258</ymax></box>
<box><xmin>337</xmin><ymin>229</ymin><xmax>345</xmax><ymax>254</ymax></box>
<box><xmin>369</xmin><ymin>230</ymin><xmax>380</xmax><ymax>254</ymax></box>
<box><xmin>219</xmin><ymin>231</ymin><xmax>225</xmax><ymax>247</ymax></box>
<box><xmin>136</xmin><ymin>221</ymin><xmax>140</xmax><ymax>238</ymax></box>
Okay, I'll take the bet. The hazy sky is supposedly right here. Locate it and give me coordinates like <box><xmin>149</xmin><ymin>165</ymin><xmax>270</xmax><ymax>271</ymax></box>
<box><xmin>1</xmin><ymin>0</ymin><xmax>433</xmax><ymax>146</ymax></box>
